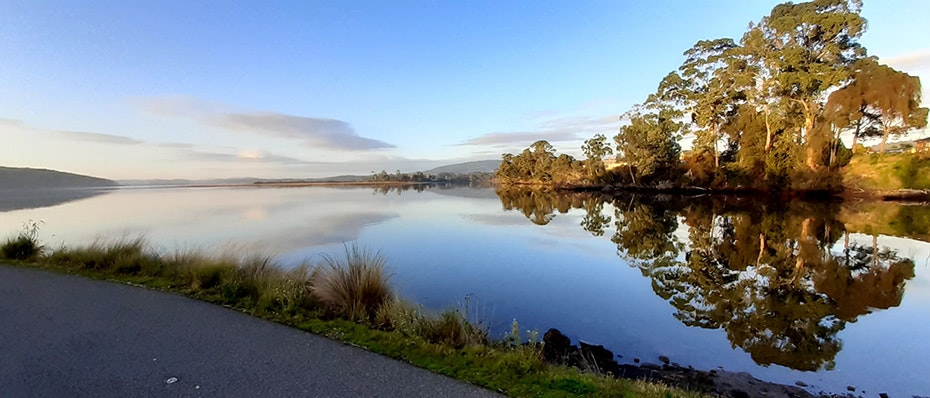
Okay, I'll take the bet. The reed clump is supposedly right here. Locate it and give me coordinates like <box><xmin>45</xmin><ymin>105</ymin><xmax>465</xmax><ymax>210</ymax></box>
<box><xmin>0</xmin><ymin>220</ymin><xmax>43</xmax><ymax>261</ymax></box>
<box><xmin>312</xmin><ymin>244</ymin><xmax>393</xmax><ymax>321</ymax></box>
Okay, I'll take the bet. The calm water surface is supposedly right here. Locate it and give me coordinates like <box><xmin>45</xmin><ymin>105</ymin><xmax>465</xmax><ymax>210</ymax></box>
<box><xmin>3</xmin><ymin>185</ymin><xmax>929</xmax><ymax>396</ymax></box>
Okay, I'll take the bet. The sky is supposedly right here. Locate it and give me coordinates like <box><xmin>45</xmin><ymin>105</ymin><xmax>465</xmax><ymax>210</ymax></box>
<box><xmin>2</xmin><ymin>0</ymin><xmax>929</xmax><ymax>180</ymax></box>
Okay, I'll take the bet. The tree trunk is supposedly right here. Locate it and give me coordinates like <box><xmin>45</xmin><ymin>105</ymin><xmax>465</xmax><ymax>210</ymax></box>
<box><xmin>756</xmin><ymin>233</ymin><xmax>766</xmax><ymax>267</ymax></box>
<box><xmin>843</xmin><ymin>231</ymin><xmax>850</xmax><ymax>267</ymax></box>
<box><xmin>795</xmin><ymin>218</ymin><xmax>814</xmax><ymax>275</ymax></box>
<box><xmin>879</xmin><ymin>129</ymin><xmax>889</xmax><ymax>154</ymax></box>
<box><xmin>764</xmin><ymin>107</ymin><xmax>773</xmax><ymax>152</ymax></box>
<box><xmin>851</xmin><ymin>117</ymin><xmax>862</xmax><ymax>152</ymax></box>
<box><xmin>804</xmin><ymin>114</ymin><xmax>818</xmax><ymax>170</ymax></box>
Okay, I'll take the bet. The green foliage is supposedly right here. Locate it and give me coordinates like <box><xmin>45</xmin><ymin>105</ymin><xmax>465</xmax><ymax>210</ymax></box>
<box><xmin>892</xmin><ymin>155</ymin><xmax>930</xmax><ymax>189</ymax></box>
<box><xmin>490</xmin><ymin>0</ymin><xmax>926</xmax><ymax>193</ymax></box>
<box><xmin>549</xmin><ymin>378</ymin><xmax>597</xmax><ymax>394</ymax></box>
<box><xmin>582</xmin><ymin>134</ymin><xmax>614</xmax><ymax>182</ymax></box>
<box><xmin>613</xmin><ymin>108</ymin><xmax>682</xmax><ymax>184</ymax></box>
<box><xmin>844</xmin><ymin>153</ymin><xmax>930</xmax><ymax>190</ymax></box>
<box><xmin>497</xmin><ymin>140</ymin><xmax>586</xmax><ymax>186</ymax></box>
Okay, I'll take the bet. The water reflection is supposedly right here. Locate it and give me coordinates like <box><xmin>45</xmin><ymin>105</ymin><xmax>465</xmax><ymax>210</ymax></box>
<box><xmin>0</xmin><ymin>188</ymin><xmax>112</xmax><ymax>212</ymax></box>
<box><xmin>496</xmin><ymin>188</ymin><xmax>916</xmax><ymax>372</ymax></box>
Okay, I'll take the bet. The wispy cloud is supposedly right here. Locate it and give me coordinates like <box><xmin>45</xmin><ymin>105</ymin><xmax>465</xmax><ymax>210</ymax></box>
<box><xmin>0</xmin><ymin>118</ymin><xmax>24</xmax><ymax>127</ymax></box>
<box><xmin>217</xmin><ymin>112</ymin><xmax>394</xmax><ymax>150</ymax></box>
<box><xmin>882</xmin><ymin>50</ymin><xmax>930</xmax><ymax>70</ymax></box>
<box><xmin>51</xmin><ymin>130</ymin><xmax>144</xmax><ymax>145</ymax></box>
<box><xmin>135</xmin><ymin>96</ymin><xmax>394</xmax><ymax>151</ymax></box>
<box><xmin>460</xmin><ymin>131</ymin><xmax>582</xmax><ymax>146</ymax></box>
<box><xmin>1</xmin><ymin>118</ymin><xmax>145</xmax><ymax>146</ymax></box>
<box><xmin>177</xmin><ymin>148</ymin><xmax>322</xmax><ymax>166</ymax></box>
<box><xmin>459</xmin><ymin>114</ymin><xmax>618</xmax><ymax>147</ymax></box>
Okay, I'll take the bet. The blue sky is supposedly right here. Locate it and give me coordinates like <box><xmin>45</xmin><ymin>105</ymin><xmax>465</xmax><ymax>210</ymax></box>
<box><xmin>2</xmin><ymin>0</ymin><xmax>928</xmax><ymax>180</ymax></box>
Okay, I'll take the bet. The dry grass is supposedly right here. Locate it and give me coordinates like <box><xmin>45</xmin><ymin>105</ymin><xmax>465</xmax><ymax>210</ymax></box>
<box><xmin>311</xmin><ymin>243</ymin><xmax>393</xmax><ymax>321</ymax></box>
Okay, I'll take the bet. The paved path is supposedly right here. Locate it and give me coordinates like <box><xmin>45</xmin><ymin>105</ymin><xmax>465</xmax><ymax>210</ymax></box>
<box><xmin>0</xmin><ymin>265</ymin><xmax>500</xmax><ymax>397</ymax></box>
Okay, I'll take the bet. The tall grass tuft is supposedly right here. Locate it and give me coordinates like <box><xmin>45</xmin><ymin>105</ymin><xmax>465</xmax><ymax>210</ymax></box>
<box><xmin>1</xmin><ymin>220</ymin><xmax>44</xmax><ymax>261</ymax></box>
<box><xmin>45</xmin><ymin>237</ymin><xmax>154</xmax><ymax>274</ymax></box>
<box><xmin>416</xmin><ymin>309</ymin><xmax>488</xmax><ymax>347</ymax></box>
<box><xmin>312</xmin><ymin>243</ymin><xmax>393</xmax><ymax>321</ymax></box>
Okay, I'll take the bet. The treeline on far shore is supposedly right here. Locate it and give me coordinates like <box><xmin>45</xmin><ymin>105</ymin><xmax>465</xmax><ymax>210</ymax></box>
<box><xmin>368</xmin><ymin>169</ymin><xmax>495</xmax><ymax>186</ymax></box>
<box><xmin>498</xmin><ymin>0</ymin><xmax>928</xmax><ymax>194</ymax></box>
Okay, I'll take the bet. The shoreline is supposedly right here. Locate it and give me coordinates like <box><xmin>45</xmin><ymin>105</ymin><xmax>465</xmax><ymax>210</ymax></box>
<box><xmin>0</xmin><ymin>239</ymin><xmax>711</xmax><ymax>398</ymax></box>
<box><xmin>500</xmin><ymin>182</ymin><xmax>930</xmax><ymax>203</ymax></box>
<box><xmin>107</xmin><ymin>180</ymin><xmax>930</xmax><ymax>203</ymax></box>
<box><xmin>198</xmin><ymin>181</ymin><xmax>433</xmax><ymax>188</ymax></box>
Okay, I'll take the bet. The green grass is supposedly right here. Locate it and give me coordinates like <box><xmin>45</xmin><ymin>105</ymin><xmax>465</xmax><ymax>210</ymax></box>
<box><xmin>0</xmin><ymin>236</ymin><xmax>710</xmax><ymax>398</ymax></box>
<box><xmin>843</xmin><ymin>153</ymin><xmax>930</xmax><ymax>190</ymax></box>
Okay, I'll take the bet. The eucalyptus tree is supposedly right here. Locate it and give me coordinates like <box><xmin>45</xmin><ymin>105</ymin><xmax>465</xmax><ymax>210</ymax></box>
<box><xmin>740</xmin><ymin>0</ymin><xmax>868</xmax><ymax>170</ymax></box>
<box><xmin>674</xmin><ymin>38</ymin><xmax>742</xmax><ymax>170</ymax></box>
<box><xmin>646</xmin><ymin>38</ymin><xmax>745</xmax><ymax>178</ymax></box>
<box><xmin>858</xmin><ymin>60</ymin><xmax>927</xmax><ymax>153</ymax></box>
<box><xmin>581</xmin><ymin>133</ymin><xmax>614</xmax><ymax>182</ymax></box>
<box><xmin>613</xmin><ymin>106</ymin><xmax>683</xmax><ymax>184</ymax></box>
<box><xmin>824</xmin><ymin>72</ymin><xmax>882</xmax><ymax>153</ymax></box>
<box><xmin>826</xmin><ymin>58</ymin><xmax>927</xmax><ymax>154</ymax></box>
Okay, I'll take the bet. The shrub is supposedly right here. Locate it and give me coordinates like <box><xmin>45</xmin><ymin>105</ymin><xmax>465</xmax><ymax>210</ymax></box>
<box><xmin>311</xmin><ymin>243</ymin><xmax>393</xmax><ymax>321</ymax></box>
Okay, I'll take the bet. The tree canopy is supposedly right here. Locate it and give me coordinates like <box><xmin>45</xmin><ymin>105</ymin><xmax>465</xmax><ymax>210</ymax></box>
<box><xmin>496</xmin><ymin>0</ymin><xmax>928</xmax><ymax>193</ymax></box>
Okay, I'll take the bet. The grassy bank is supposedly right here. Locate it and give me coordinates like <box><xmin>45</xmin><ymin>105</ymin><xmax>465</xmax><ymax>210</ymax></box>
<box><xmin>0</xmin><ymin>231</ymin><xmax>706</xmax><ymax>398</ymax></box>
<box><xmin>842</xmin><ymin>153</ymin><xmax>930</xmax><ymax>191</ymax></box>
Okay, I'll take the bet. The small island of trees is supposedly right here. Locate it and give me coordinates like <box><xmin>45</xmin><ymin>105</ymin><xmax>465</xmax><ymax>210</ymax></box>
<box><xmin>497</xmin><ymin>0</ymin><xmax>928</xmax><ymax>195</ymax></box>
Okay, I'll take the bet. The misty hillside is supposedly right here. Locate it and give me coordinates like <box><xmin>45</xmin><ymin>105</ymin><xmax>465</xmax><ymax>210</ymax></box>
<box><xmin>426</xmin><ymin>160</ymin><xmax>499</xmax><ymax>174</ymax></box>
<box><xmin>119</xmin><ymin>177</ymin><xmax>261</xmax><ymax>186</ymax></box>
<box><xmin>0</xmin><ymin>167</ymin><xmax>118</xmax><ymax>190</ymax></box>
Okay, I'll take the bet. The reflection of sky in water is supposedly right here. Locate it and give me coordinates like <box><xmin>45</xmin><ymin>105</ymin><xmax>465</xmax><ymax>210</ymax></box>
<box><xmin>1</xmin><ymin>186</ymin><xmax>928</xmax><ymax>396</ymax></box>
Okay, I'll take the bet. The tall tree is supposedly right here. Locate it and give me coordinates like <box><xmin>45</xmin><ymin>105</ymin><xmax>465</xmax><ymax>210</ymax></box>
<box><xmin>581</xmin><ymin>134</ymin><xmax>614</xmax><ymax>182</ymax></box>
<box><xmin>827</xmin><ymin>58</ymin><xmax>927</xmax><ymax>154</ymax></box>
<box><xmin>741</xmin><ymin>0</ymin><xmax>867</xmax><ymax>169</ymax></box>
<box><xmin>649</xmin><ymin>39</ymin><xmax>744</xmax><ymax>174</ymax></box>
<box><xmin>613</xmin><ymin>107</ymin><xmax>682</xmax><ymax>184</ymax></box>
<box><xmin>860</xmin><ymin>60</ymin><xmax>927</xmax><ymax>153</ymax></box>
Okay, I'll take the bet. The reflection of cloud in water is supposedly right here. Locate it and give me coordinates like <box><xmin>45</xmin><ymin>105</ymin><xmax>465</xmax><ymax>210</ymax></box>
<box><xmin>241</xmin><ymin>207</ymin><xmax>268</xmax><ymax>221</ymax></box>
<box><xmin>462</xmin><ymin>213</ymin><xmax>530</xmax><ymax>227</ymax></box>
<box><xmin>843</xmin><ymin>233</ymin><xmax>930</xmax><ymax>299</ymax></box>
<box><xmin>250</xmin><ymin>212</ymin><xmax>398</xmax><ymax>253</ymax></box>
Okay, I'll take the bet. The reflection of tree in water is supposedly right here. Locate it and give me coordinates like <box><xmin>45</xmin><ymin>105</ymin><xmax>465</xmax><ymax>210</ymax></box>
<box><xmin>496</xmin><ymin>188</ymin><xmax>916</xmax><ymax>371</ymax></box>
<box><xmin>371</xmin><ymin>184</ymin><xmax>430</xmax><ymax>195</ymax></box>
<box><xmin>495</xmin><ymin>188</ymin><xmax>591</xmax><ymax>225</ymax></box>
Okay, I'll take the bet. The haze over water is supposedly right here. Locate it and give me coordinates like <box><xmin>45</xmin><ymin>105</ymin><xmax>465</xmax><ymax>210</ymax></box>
<box><xmin>2</xmin><ymin>185</ymin><xmax>928</xmax><ymax>397</ymax></box>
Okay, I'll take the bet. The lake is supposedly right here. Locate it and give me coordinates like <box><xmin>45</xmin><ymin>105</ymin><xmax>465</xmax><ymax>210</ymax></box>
<box><xmin>3</xmin><ymin>185</ymin><xmax>929</xmax><ymax>397</ymax></box>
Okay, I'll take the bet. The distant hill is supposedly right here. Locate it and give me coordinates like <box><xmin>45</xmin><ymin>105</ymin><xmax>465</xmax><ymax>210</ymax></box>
<box><xmin>118</xmin><ymin>177</ymin><xmax>261</xmax><ymax>186</ymax></box>
<box><xmin>426</xmin><ymin>160</ymin><xmax>500</xmax><ymax>175</ymax></box>
<box><xmin>0</xmin><ymin>167</ymin><xmax>117</xmax><ymax>190</ymax></box>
